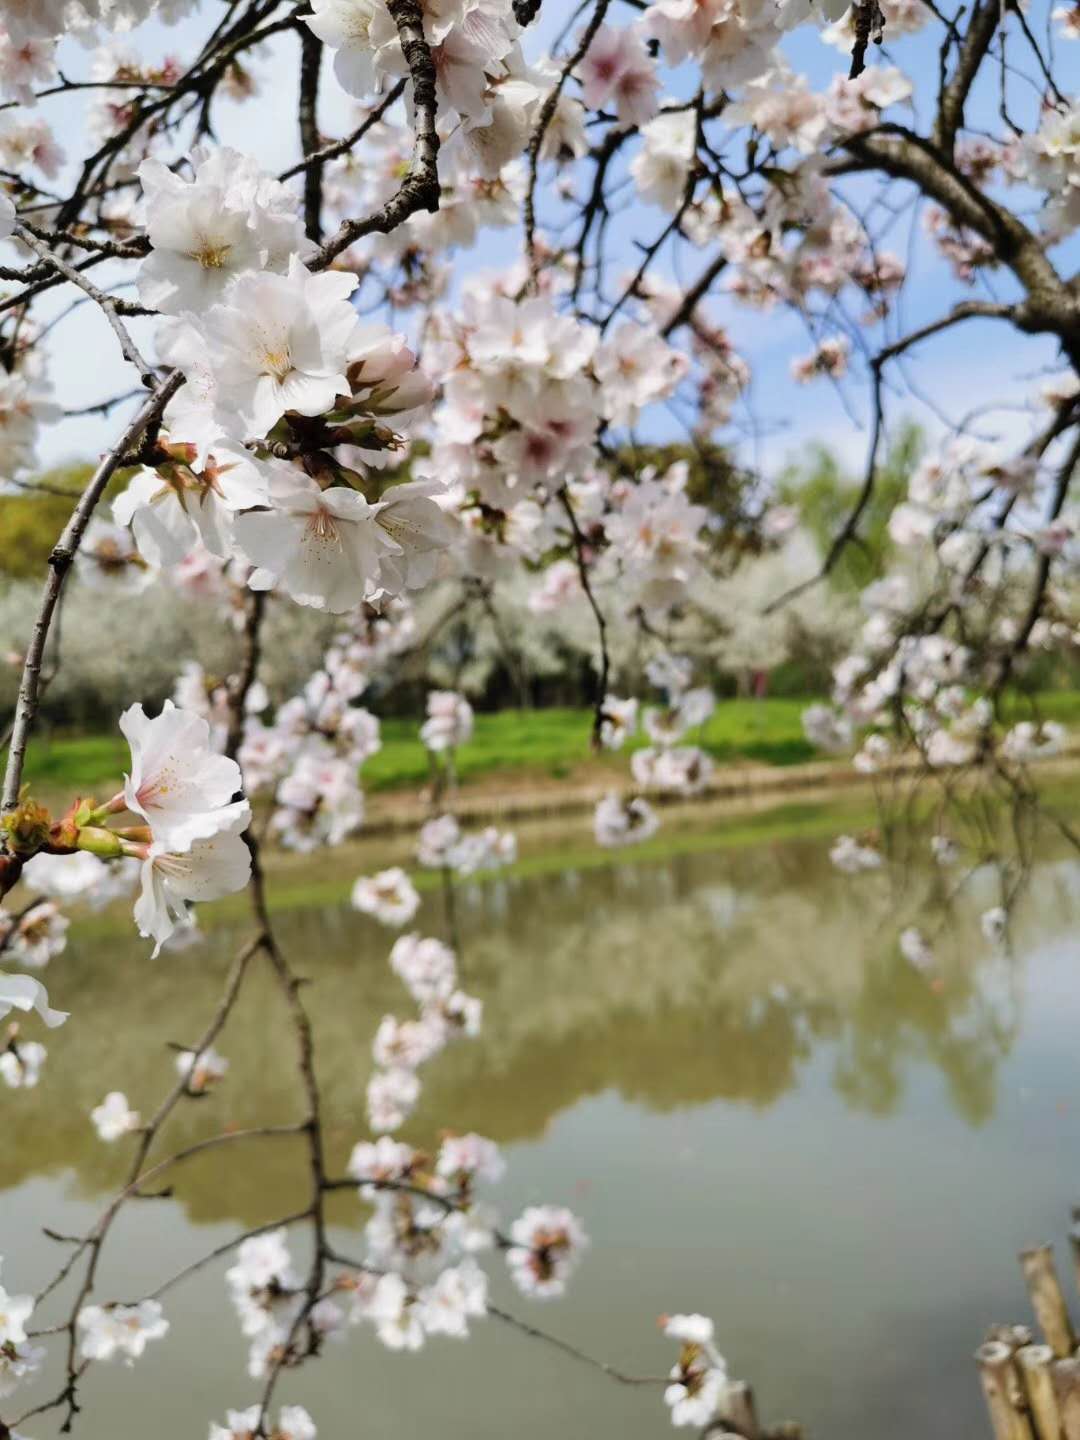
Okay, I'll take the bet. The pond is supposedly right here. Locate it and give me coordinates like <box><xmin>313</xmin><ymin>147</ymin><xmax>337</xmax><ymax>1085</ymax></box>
<box><xmin>5</xmin><ymin>796</ymin><xmax>1080</xmax><ymax>1438</ymax></box>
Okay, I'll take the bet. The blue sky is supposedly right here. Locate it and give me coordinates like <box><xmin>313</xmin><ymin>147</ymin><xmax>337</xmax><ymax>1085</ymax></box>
<box><xmin>14</xmin><ymin>0</ymin><xmax>1080</xmax><ymax>483</ymax></box>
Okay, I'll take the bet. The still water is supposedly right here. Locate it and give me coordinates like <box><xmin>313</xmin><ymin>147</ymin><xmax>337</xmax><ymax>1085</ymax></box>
<box><xmin>4</xmin><ymin>801</ymin><xmax>1080</xmax><ymax>1438</ymax></box>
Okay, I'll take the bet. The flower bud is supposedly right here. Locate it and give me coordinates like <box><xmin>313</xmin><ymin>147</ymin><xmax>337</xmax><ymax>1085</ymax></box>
<box><xmin>75</xmin><ymin>826</ymin><xmax>125</xmax><ymax>860</ymax></box>
<box><xmin>0</xmin><ymin>794</ymin><xmax>52</xmax><ymax>856</ymax></box>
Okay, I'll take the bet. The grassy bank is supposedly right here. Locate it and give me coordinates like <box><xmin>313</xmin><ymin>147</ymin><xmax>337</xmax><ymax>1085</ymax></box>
<box><xmin>20</xmin><ymin>692</ymin><xmax>1080</xmax><ymax>799</ymax></box>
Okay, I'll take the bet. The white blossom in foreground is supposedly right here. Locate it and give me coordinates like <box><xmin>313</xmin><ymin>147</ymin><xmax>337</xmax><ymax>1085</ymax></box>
<box><xmin>120</xmin><ymin>700</ymin><xmax>248</xmax><ymax>853</ymax></box>
<box><xmin>211</xmin><ymin>1405</ymin><xmax>316</xmax><ymax>1440</ymax></box>
<box><xmin>0</xmin><ymin>973</ymin><xmax>67</xmax><ymax>1029</ymax></box>
<box><xmin>91</xmin><ymin>1090</ymin><xmax>141</xmax><ymax>1142</ymax></box>
<box><xmin>506</xmin><ymin>1206</ymin><xmax>588</xmax><ymax>1299</ymax></box>
<box><xmin>0</xmin><ymin>1038</ymin><xmax>46</xmax><ymax>1088</ymax></box>
<box><xmin>0</xmin><ymin>194</ymin><xmax>14</xmax><ymax>238</ymax></box>
<box><xmin>77</xmin><ymin>1301</ymin><xmax>168</xmax><ymax>1363</ymax></box>
<box><xmin>0</xmin><ymin>1264</ymin><xmax>33</xmax><ymax>1346</ymax></box>
<box><xmin>663</xmin><ymin>1312</ymin><xmax>730</xmax><ymax>1428</ymax></box>
<box><xmin>366</xmin><ymin>1271</ymin><xmax>424</xmax><ymax>1351</ymax></box>
<box><xmin>199</xmin><ymin>258</ymin><xmax>358</xmax><ymax>437</ymax></box>
<box><xmin>133</xmin><ymin>814</ymin><xmax>252</xmax><ymax>957</ymax></box>
<box><xmin>351</xmin><ymin>867</ymin><xmax>421</xmax><ymax>927</ymax></box>
<box><xmin>0</xmin><ymin>1331</ymin><xmax>44</xmax><ymax>1400</ymax></box>
<box><xmin>415</xmin><ymin>1259</ymin><xmax>488</xmax><ymax>1338</ymax></box>
<box><xmin>112</xmin><ymin>442</ymin><xmax>270</xmax><ymax>569</ymax></box>
<box><xmin>236</xmin><ymin>471</ymin><xmax>391</xmax><ymax>613</ymax></box>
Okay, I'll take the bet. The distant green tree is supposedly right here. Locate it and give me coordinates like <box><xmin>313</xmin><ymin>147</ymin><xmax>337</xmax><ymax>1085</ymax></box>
<box><xmin>0</xmin><ymin>464</ymin><xmax>99</xmax><ymax>580</ymax></box>
<box><xmin>780</xmin><ymin>421</ymin><xmax>923</xmax><ymax>592</ymax></box>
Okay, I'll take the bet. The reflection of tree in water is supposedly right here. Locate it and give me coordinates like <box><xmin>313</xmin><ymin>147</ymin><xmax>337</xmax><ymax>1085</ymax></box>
<box><xmin>1</xmin><ymin>833</ymin><xmax>1072</xmax><ymax>1228</ymax></box>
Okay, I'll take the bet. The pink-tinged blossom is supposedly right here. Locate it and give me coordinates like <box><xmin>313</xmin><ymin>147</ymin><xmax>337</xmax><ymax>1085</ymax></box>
<box><xmin>577</xmin><ymin>24</ymin><xmax>659</xmax><ymax>126</ymax></box>
<box><xmin>120</xmin><ymin>700</ymin><xmax>248</xmax><ymax>853</ymax></box>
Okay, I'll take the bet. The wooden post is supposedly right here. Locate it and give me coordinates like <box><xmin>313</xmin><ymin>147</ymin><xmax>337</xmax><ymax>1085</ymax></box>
<box><xmin>1067</xmin><ymin>1217</ymin><xmax>1080</xmax><ymax>1301</ymax></box>
<box><xmin>977</xmin><ymin>1340</ymin><xmax>1036</xmax><ymax>1440</ymax></box>
<box><xmin>1021</xmin><ymin>1247</ymin><xmax>1077</xmax><ymax>1357</ymax></box>
<box><xmin>1017</xmin><ymin>1344</ymin><xmax>1063</xmax><ymax>1440</ymax></box>
<box><xmin>1051</xmin><ymin>1357</ymin><xmax>1080</xmax><ymax>1440</ymax></box>
<box><xmin>725</xmin><ymin>1380</ymin><xmax>761</xmax><ymax>1440</ymax></box>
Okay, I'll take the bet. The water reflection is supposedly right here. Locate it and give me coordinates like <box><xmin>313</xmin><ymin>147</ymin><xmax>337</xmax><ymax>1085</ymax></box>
<box><xmin>4</xmin><ymin>819</ymin><xmax>1080</xmax><ymax>1440</ymax></box>
<box><xmin>1</xmin><ymin>830</ymin><xmax>1070</xmax><ymax>1220</ymax></box>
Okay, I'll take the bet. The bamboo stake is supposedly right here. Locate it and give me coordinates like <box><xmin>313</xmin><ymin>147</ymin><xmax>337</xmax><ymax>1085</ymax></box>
<box><xmin>1051</xmin><ymin>1357</ymin><xmax>1080</xmax><ymax>1440</ymax></box>
<box><xmin>725</xmin><ymin>1380</ymin><xmax>761</xmax><ymax>1439</ymax></box>
<box><xmin>1017</xmin><ymin>1344</ymin><xmax>1063</xmax><ymax>1440</ymax></box>
<box><xmin>977</xmin><ymin>1340</ymin><xmax>1036</xmax><ymax>1440</ymax></box>
<box><xmin>1021</xmin><ymin>1247</ymin><xmax>1077</xmax><ymax>1357</ymax></box>
<box><xmin>1067</xmin><ymin>1215</ymin><xmax>1080</xmax><ymax>1301</ymax></box>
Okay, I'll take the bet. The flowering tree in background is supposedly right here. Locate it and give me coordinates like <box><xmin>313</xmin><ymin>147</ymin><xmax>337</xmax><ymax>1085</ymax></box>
<box><xmin>0</xmin><ymin>0</ymin><xmax>1078</xmax><ymax>1431</ymax></box>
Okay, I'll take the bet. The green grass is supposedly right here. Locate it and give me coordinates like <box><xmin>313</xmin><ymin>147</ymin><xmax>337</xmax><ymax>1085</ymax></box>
<box><xmin>19</xmin><ymin>699</ymin><xmax>817</xmax><ymax>800</ymax></box>
<box><xmin>19</xmin><ymin>692</ymin><xmax>1080</xmax><ymax>801</ymax></box>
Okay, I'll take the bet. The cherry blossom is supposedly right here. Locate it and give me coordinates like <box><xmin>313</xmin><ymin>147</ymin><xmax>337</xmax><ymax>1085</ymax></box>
<box><xmin>506</xmin><ymin>1206</ymin><xmax>588</xmax><ymax>1299</ymax></box>
<box><xmin>0</xmin><ymin>973</ymin><xmax>67</xmax><ymax>1029</ymax></box>
<box><xmin>132</xmin><ymin>814</ymin><xmax>252</xmax><ymax>957</ymax></box>
<box><xmin>352</xmin><ymin>867</ymin><xmax>421</xmax><ymax>926</ymax></box>
<box><xmin>0</xmin><ymin>1037</ymin><xmax>46</xmax><ymax>1088</ymax></box>
<box><xmin>91</xmin><ymin>1091</ymin><xmax>142</xmax><ymax>1142</ymax></box>
<box><xmin>175</xmin><ymin>1045</ymin><xmax>229</xmax><ymax>1093</ymax></box>
<box><xmin>77</xmin><ymin>1300</ymin><xmax>169</xmax><ymax>1363</ymax></box>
